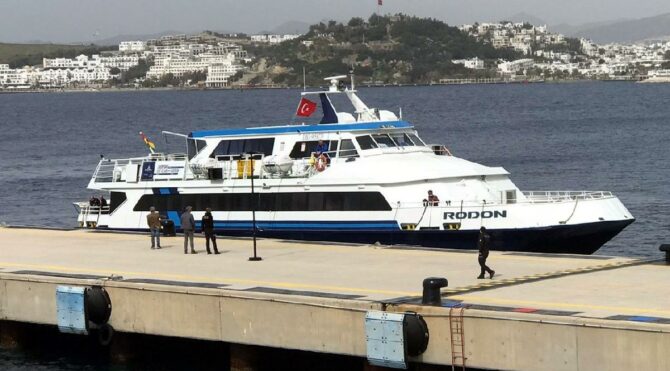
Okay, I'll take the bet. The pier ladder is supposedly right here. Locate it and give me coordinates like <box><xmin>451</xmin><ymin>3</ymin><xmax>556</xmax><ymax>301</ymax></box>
<box><xmin>449</xmin><ymin>306</ymin><xmax>467</xmax><ymax>371</ymax></box>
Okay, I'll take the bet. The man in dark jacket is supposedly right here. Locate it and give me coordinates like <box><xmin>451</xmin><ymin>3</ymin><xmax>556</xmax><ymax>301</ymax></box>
<box><xmin>181</xmin><ymin>206</ymin><xmax>197</xmax><ymax>254</ymax></box>
<box><xmin>477</xmin><ymin>226</ymin><xmax>495</xmax><ymax>279</ymax></box>
<box><xmin>201</xmin><ymin>208</ymin><xmax>219</xmax><ymax>254</ymax></box>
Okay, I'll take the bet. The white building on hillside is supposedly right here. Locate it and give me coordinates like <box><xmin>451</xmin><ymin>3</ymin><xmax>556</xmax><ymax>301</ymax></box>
<box><xmin>250</xmin><ymin>34</ymin><xmax>300</xmax><ymax>43</ymax></box>
<box><xmin>452</xmin><ymin>57</ymin><xmax>485</xmax><ymax>69</ymax></box>
<box><xmin>119</xmin><ymin>41</ymin><xmax>146</xmax><ymax>53</ymax></box>
<box><xmin>498</xmin><ymin>59</ymin><xmax>534</xmax><ymax>74</ymax></box>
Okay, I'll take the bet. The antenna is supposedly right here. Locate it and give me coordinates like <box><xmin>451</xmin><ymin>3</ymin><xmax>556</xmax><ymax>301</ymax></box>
<box><xmin>349</xmin><ymin>67</ymin><xmax>355</xmax><ymax>90</ymax></box>
<box><xmin>302</xmin><ymin>66</ymin><xmax>306</xmax><ymax>91</ymax></box>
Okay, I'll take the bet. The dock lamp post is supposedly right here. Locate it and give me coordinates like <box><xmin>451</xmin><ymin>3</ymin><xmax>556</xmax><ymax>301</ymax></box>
<box><xmin>245</xmin><ymin>152</ymin><xmax>262</xmax><ymax>261</ymax></box>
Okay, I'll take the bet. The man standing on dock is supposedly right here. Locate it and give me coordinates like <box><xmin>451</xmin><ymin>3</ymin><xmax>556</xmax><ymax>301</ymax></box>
<box><xmin>181</xmin><ymin>206</ymin><xmax>197</xmax><ymax>254</ymax></box>
<box><xmin>477</xmin><ymin>227</ymin><xmax>495</xmax><ymax>279</ymax></box>
<box><xmin>201</xmin><ymin>208</ymin><xmax>220</xmax><ymax>255</ymax></box>
<box><xmin>146</xmin><ymin>207</ymin><xmax>162</xmax><ymax>249</ymax></box>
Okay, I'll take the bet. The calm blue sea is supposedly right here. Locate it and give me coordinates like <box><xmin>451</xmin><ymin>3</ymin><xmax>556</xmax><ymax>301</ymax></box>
<box><xmin>0</xmin><ymin>82</ymin><xmax>669</xmax><ymax>368</ymax></box>
<box><xmin>0</xmin><ymin>82</ymin><xmax>668</xmax><ymax>258</ymax></box>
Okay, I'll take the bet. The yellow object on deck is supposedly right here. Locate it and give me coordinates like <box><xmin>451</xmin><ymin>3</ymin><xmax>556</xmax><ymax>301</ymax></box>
<box><xmin>237</xmin><ymin>159</ymin><xmax>255</xmax><ymax>178</ymax></box>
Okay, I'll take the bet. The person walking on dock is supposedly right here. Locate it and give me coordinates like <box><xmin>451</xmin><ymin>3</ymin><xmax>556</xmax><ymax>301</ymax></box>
<box><xmin>201</xmin><ymin>208</ymin><xmax>220</xmax><ymax>255</ymax></box>
<box><xmin>181</xmin><ymin>206</ymin><xmax>197</xmax><ymax>254</ymax></box>
<box><xmin>146</xmin><ymin>207</ymin><xmax>163</xmax><ymax>249</ymax></box>
<box><xmin>477</xmin><ymin>226</ymin><xmax>495</xmax><ymax>279</ymax></box>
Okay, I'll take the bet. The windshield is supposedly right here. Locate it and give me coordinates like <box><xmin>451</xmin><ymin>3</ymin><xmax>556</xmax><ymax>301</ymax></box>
<box><xmin>356</xmin><ymin>135</ymin><xmax>378</xmax><ymax>150</ymax></box>
<box><xmin>390</xmin><ymin>133</ymin><xmax>415</xmax><ymax>146</ymax></box>
<box><xmin>407</xmin><ymin>133</ymin><xmax>425</xmax><ymax>146</ymax></box>
<box><xmin>371</xmin><ymin>134</ymin><xmax>396</xmax><ymax>148</ymax></box>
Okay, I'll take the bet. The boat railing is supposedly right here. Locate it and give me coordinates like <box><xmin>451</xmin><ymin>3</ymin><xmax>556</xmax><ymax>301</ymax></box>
<box><xmin>73</xmin><ymin>202</ymin><xmax>110</xmax><ymax>227</ymax></box>
<box><xmin>521</xmin><ymin>191</ymin><xmax>614</xmax><ymax>203</ymax></box>
<box><xmin>93</xmin><ymin>153</ymin><xmax>192</xmax><ymax>183</ymax></box>
<box><xmin>427</xmin><ymin>144</ymin><xmax>453</xmax><ymax>156</ymax></box>
<box><xmin>393</xmin><ymin>191</ymin><xmax>614</xmax><ymax>209</ymax></box>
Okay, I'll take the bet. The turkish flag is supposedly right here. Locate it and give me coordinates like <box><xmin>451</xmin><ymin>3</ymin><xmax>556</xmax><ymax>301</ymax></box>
<box><xmin>296</xmin><ymin>97</ymin><xmax>317</xmax><ymax>117</ymax></box>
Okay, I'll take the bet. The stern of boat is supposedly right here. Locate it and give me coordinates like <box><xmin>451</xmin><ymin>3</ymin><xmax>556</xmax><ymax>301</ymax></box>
<box><xmin>73</xmin><ymin>202</ymin><xmax>110</xmax><ymax>228</ymax></box>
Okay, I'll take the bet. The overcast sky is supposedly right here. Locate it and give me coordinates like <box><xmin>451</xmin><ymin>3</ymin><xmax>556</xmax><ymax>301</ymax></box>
<box><xmin>2</xmin><ymin>0</ymin><xmax>670</xmax><ymax>43</ymax></box>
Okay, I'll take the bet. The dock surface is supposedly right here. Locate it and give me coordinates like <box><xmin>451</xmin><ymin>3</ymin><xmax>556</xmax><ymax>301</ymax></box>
<box><xmin>1</xmin><ymin>227</ymin><xmax>669</xmax><ymax>370</ymax></box>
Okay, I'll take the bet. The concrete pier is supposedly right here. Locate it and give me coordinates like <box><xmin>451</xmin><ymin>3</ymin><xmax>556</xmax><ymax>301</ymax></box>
<box><xmin>0</xmin><ymin>227</ymin><xmax>668</xmax><ymax>370</ymax></box>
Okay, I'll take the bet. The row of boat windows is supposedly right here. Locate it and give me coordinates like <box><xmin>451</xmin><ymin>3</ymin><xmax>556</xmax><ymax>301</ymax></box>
<box><xmin>133</xmin><ymin>192</ymin><xmax>392</xmax><ymax>212</ymax></box>
<box><xmin>207</xmin><ymin>133</ymin><xmax>425</xmax><ymax>159</ymax></box>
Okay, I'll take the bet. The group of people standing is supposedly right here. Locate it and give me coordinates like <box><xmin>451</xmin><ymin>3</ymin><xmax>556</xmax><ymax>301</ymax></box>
<box><xmin>144</xmin><ymin>198</ymin><xmax>497</xmax><ymax>279</ymax></box>
<box><xmin>146</xmin><ymin>206</ymin><xmax>220</xmax><ymax>255</ymax></box>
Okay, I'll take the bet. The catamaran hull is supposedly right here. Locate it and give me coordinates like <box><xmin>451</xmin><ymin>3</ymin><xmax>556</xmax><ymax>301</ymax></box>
<box><xmin>102</xmin><ymin>218</ymin><xmax>633</xmax><ymax>255</ymax></box>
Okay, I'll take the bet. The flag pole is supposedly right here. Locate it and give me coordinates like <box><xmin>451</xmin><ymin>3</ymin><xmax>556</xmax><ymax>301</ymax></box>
<box><xmin>303</xmin><ymin>66</ymin><xmax>306</xmax><ymax>91</ymax></box>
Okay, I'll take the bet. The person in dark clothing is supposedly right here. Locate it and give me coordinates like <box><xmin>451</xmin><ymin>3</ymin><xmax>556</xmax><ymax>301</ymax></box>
<box><xmin>201</xmin><ymin>208</ymin><xmax>219</xmax><ymax>255</ymax></box>
<box><xmin>314</xmin><ymin>140</ymin><xmax>329</xmax><ymax>156</ymax></box>
<box><xmin>477</xmin><ymin>226</ymin><xmax>495</xmax><ymax>279</ymax></box>
<box><xmin>427</xmin><ymin>190</ymin><xmax>439</xmax><ymax>206</ymax></box>
<box><xmin>99</xmin><ymin>195</ymin><xmax>108</xmax><ymax>209</ymax></box>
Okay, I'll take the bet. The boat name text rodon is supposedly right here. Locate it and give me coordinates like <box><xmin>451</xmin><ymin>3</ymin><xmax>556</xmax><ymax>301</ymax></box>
<box><xmin>444</xmin><ymin>210</ymin><xmax>507</xmax><ymax>220</ymax></box>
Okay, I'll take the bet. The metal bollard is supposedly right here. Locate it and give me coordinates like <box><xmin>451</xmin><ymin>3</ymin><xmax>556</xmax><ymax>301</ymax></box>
<box><xmin>422</xmin><ymin>277</ymin><xmax>448</xmax><ymax>306</ymax></box>
<box><xmin>660</xmin><ymin>244</ymin><xmax>670</xmax><ymax>264</ymax></box>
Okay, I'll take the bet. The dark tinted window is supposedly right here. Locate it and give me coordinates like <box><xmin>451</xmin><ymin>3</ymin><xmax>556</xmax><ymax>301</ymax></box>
<box><xmin>289</xmin><ymin>140</ymin><xmax>339</xmax><ymax>158</ymax></box>
<box><xmin>356</xmin><ymin>135</ymin><xmax>378</xmax><ymax>150</ymax></box>
<box><xmin>390</xmin><ymin>133</ymin><xmax>414</xmax><ymax>146</ymax></box>
<box><xmin>371</xmin><ymin>134</ymin><xmax>396</xmax><ymax>148</ymax></box>
<box><xmin>210</xmin><ymin>138</ymin><xmax>275</xmax><ymax>158</ymax></box>
<box><xmin>408</xmin><ymin>134</ymin><xmax>425</xmax><ymax>146</ymax></box>
<box><xmin>339</xmin><ymin>139</ymin><xmax>358</xmax><ymax>158</ymax></box>
<box><xmin>109</xmin><ymin>192</ymin><xmax>127</xmax><ymax>213</ymax></box>
<box><xmin>134</xmin><ymin>192</ymin><xmax>390</xmax><ymax>212</ymax></box>
<box><xmin>187</xmin><ymin>138</ymin><xmax>207</xmax><ymax>159</ymax></box>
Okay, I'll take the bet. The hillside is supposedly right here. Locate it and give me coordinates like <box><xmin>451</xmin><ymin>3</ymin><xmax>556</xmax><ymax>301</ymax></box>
<box><xmin>0</xmin><ymin>43</ymin><xmax>115</xmax><ymax>68</ymax></box>
<box><xmin>562</xmin><ymin>13</ymin><xmax>670</xmax><ymax>43</ymax></box>
<box><xmin>248</xmin><ymin>14</ymin><xmax>521</xmax><ymax>85</ymax></box>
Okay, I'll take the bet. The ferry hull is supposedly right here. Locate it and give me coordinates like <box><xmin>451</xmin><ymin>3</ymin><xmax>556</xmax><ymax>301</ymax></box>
<box><xmin>117</xmin><ymin>218</ymin><xmax>632</xmax><ymax>255</ymax></box>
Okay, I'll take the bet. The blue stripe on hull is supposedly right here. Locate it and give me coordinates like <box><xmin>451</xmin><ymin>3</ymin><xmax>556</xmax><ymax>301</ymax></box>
<box><xmin>109</xmin><ymin>219</ymin><xmax>633</xmax><ymax>255</ymax></box>
<box><xmin>210</xmin><ymin>219</ymin><xmax>634</xmax><ymax>255</ymax></box>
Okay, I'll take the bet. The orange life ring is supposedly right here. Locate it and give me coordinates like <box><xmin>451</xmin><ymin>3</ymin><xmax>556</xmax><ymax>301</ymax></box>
<box><xmin>315</xmin><ymin>154</ymin><xmax>327</xmax><ymax>172</ymax></box>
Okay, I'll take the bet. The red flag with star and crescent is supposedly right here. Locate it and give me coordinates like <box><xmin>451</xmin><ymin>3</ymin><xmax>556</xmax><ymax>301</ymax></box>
<box><xmin>296</xmin><ymin>97</ymin><xmax>317</xmax><ymax>117</ymax></box>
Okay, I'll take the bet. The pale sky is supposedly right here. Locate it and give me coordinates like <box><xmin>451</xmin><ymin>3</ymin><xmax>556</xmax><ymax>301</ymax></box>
<box><xmin>1</xmin><ymin>0</ymin><xmax>669</xmax><ymax>43</ymax></box>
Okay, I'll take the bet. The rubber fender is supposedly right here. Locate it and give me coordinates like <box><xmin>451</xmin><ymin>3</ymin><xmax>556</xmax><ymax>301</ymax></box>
<box><xmin>85</xmin><ymin>286</ymin><xmax>112</xmax><ymax>325</ymax></box>
<box><xmin>403</xmin><ymin>312</ymin><xmax>429</xmax><ymax>357</ymax></box>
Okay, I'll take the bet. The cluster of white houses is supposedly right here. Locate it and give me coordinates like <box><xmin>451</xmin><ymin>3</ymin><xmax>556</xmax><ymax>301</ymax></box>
<box><xmin>0</xmin><ymin>33</ymin><xmax>261</xmax><ymax>89</ymax></box>
<box><xmin>453</xmin><ymin>21</ymin><xmax>670</xmax><ymax>79</ymax></box>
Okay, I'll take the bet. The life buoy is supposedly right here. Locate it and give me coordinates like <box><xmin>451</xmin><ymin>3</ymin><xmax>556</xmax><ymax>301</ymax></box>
<box><xmin>315</xmin><ymin>154</ymin><xmax>327</xmax><ymax>172</ymax></box>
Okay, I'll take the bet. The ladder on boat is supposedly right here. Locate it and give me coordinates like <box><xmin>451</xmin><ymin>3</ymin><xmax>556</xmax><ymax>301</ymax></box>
<box><xmin>449</xmin><ymin>306</ymin><xmax>467</xmax><ymax>371</ymax></box>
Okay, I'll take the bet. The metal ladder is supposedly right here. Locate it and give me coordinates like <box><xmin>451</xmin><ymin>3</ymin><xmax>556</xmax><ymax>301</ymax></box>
<box><xmin>449</xmin><ymin>306</ymin><xmax>467</xmax><ymax>371</ymax></box>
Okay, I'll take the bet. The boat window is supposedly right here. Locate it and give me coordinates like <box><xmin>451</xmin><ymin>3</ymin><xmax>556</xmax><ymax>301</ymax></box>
<box><xmin>371</xmin><ymin>134</ymin><xmax>397</xmax><ymax>148</ymax></box>
<box><xmin>289</xmin><ymin>140</ymin><xmax>338</xmax><ymax>159</ymax></box>
<box><xmin>109</xmin><ymin>192</ymin><xmax>127</xmax><ymax>213</ymax></box>
<box><xmin>210</xmin><ymin>138</ymin><xmax>275</xmax><ymax>158</ymax></box>
<box><xmin>133</xmin><ymin>192</ymin><xmax>391</xmax><ymax>212</ymax></box>
<box><xmin>356</xmin><ymin>135</ymin><xmax>378</xmax><ymax>150</ymax></box>
<box><xmin>187</xmin><ymin>138</ymin><xmax>207</xmax><ymax>160</ymax></box>
<box><xmin>408</xmin><ymin>133</ymin><xmax>425</xmax><ymax>146</ymax></box>
<box><xmin>390</xmin><ymin>133</ymin><xmax>415</xmax><ymax>146</ymax></box>
<box><xmin>244</xmin><ymin>138</ymin><xmax>275</xmax><ymax>155</ymax></box>
<box><xmin>338</xmin><ymin>139</ymin><xmax>359</xmax><ymax>158</ymax></box>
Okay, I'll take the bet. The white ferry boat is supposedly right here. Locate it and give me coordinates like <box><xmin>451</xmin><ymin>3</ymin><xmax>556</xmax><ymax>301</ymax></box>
<box><xmin>75</xmin><ymin>75</ymin><xmax>634</xmax><ymax>254</ymax></box>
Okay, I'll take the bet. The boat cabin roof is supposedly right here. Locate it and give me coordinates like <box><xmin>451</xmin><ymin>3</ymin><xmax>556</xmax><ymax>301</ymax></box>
<box><xmin>189</xmin><ymin>120</ymin><xmax>413</xmax><ymax>139</ymax></box>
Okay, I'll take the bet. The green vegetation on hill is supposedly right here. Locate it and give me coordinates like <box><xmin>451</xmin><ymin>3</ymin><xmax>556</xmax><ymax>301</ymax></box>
<box><xmin>249</xmin><ymin>14</ymin><xmax>522</xmax><ymax>85</ymax></box>
<box><xmin>0</xmin><ymin>43</ymin><xmax>116</xmax><ymax>68</ymax></box>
